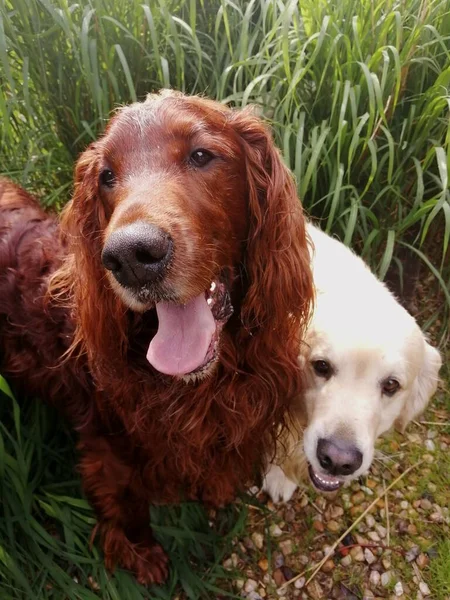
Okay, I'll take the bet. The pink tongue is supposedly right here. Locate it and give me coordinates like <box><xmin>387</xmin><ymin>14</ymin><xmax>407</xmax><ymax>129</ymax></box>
<box><xmin>146</xmin><ymin>294</ymin><xmax>216</xmax><ymax>376</ymax></box>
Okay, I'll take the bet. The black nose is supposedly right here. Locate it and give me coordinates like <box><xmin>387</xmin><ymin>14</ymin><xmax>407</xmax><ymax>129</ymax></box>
<box><xmin>316</xmin><ymin>437</ymin><xmax>363</xmax><ymax>476</ymax></box>
<box><xmin>102</xmin><ymin>221</ymin><xmax>173</xmax><ymax>288</ymax></box>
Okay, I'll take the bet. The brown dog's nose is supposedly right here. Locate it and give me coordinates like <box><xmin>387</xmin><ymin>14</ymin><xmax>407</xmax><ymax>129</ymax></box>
<box><xmin>317</xmin><ymin>437</ymin><xmax>363</xmax><ymax>476</ymax></box>
<box><xmin>102</xmin><ymin>221</ymin><xmax>173</xmax><ymax>288</ymax></box>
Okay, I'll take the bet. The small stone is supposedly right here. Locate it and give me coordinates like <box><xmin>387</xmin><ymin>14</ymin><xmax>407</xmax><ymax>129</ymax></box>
<box><xmin>366</xmin><ymin>515</ymin><xmax>376</xmax><ymax>528</ymax></box>
<box><xmin>327</xmin><ymin>520</ymin><xmax>340</xmax><ymax>533</ymax></box>
<box><xmin>362</xmin><ymin>589</ymin><xmax>375</xmax><ymax>598</ymax></box>
<box><xmin>394</xmin><ymin>581</ymin><xmax>404</xmax><ymax>596</ymax></box>
<box><xmin>366</xmin><ymin>478</ymin><xmax>377</xmax><ymax>489</ymax></box>
<box><xmin>298</xmin><ymin>554</ymin><xmax>309</xmax><ymax>566</ymax></box>
<box><xmin>376</xmin><ymin>524</ymin><xmax>387</xmax><ymax>538</ymax></box>
<box><xmin>352</xmin><ymin>491</ymin><xmax>365</xmax><ymax>505</ymax></box>
<box><xmin>272</xmin><ymin>568</ymin><xmax>286</xmax><ymax>587</ymax></box>
<box><xmin>407</xmin><ymin>523</ymin><xmax>418</xmax><ymax>535</ymax></box>
<box><xmin>259</xmin><ymin>588</ymin><xmax>266</xmax><ymax>598</ymax></box>
<box><xmin>400</xmin><ymin>501</ymin><xmax>409</xmax><ymax>509</ymax></box>
<box><xmin>419</xmin><ymin>581</ymin><xmax>431</xmax><ymax>596</ymax></box>
<box><xmin>252</xmin><ymin>532</ymin><xmax>264</xmax><ymax>550</ymax></box>
<box><xmin>248</xmin><ymin>593</ymin><xmax>263</xmax><ymax>600</ymax></box>
<box><xmin>430</xmin><ymin>511</ymin><xmax>444</xmax><ymax>523</ymax></box>
<box><xmin>244</xmin><ymin>579</ymin><xmax>258</xmax><ymax>593</ymax></box>
<box><xmin>407</xmin><ymin>433</ymin><xmax>421</xmax><ymax>443</ymax></box>
<box><xmin>299</xmin><ymin>494</ymin><xmax>308</xmax><ymax>508</ymax></box>
<box><xmin>223</xmin><ymin>558</ymin><xmax>233</xmax><ymax>571</ymax></box>
<box><xmin>364</xmin><ymin>548</ymin><xmax>376</xmax><ymax>564</ymax></box>
<box><xmin>350</xmin><ymin>546</ymin><xmax>365</xmax><ymax>562</ymax></box>
<box><xmin>416</xmin><ymin>553</ymin><xmax>429</xmax><ymax>569</ymax></box>
<box><xmin>235</xmin><ymin>579</ymin><xmax>245</xmax><ymax>590</ymax></box>
<box><xmin>368</xmin><ymin>531</ymin><xmax>381</xmax><ymax>542</ymax></box>
<box><xmin>279</xmin><ymin>539</ymin><xmax>293</xmax><ymax>556</ymax></box>
<box><xmin>306</xmin><ymin>580</ymin><xmax>324</xmax><ymax>600</ymax></box>
<box><xmin>294</xmin><ymin>577</ymin><xmax>306</xmax><ymax>589</ymax></box>
<box><xmin>420</xmin><ymin>499</ymin><xmax>432</xmax><ymax>511</ymax></box>
<box><xmin>341</xmin><ymin>554</ymin><xmax>352</xmax><ymax>566</ymax></box>
<box><xmin>405</xmin><ymin>546</ymin><xmax>420</xmax><ymax>562</ymax></box>
<box><xmin>382</xmin><ymin>557</ymin><xmax>392</xmax><ymax>570</ymax></box>
<box><xmin>423</xmin><ymin>454</ymin><xmax>434</xmax><ymax>463</ymax></box>
<box><xmin>321</xmin><ymin>559</ymin><xmax>335</xmax><ymax>572</ymax></box>
<box><xmin>427</xmin><ymin>482</ymin><xmax>437</xmax><ymax>493</ymax></box>
<box><xmin>258</xmin><ymin>557</ymin><xmax>269</xmax><ymax>571</ymax></box>
<box><xmin>330</xmin><ymin>505</ymin><xmax>344</xmax><ymax>519</ymax></box>
<box><xmin>270</xmin><ymin>524</ymin><xmax>283</xmax><ymax>537</ymax></box>
<box><xmin>313</xmin><ymin>520</ymin><xmax>325</xmax><ymax>532</ymax></box>
<box><xmin>285</xmin><ymin>507</ymin><xmax>296</xmax><ymax>522</ymax></box>
<box><xmin>369</xmin><ymin>570</ymin><xmax>381</xmax><ymax>587</ymax></box>
<box><xmin>273</xmin><ymin>551</ymin><xmax>285</xmax><ymax>568</ymax></box>
<box><xmin>381</xmin><ymin>571</ymin><xmax>393</xmax><ymax>587</ymax></box>
<box><xmin>424</xmin><ymin>439</ymin><xmax>435</xmax><ymax>451</ymax></box>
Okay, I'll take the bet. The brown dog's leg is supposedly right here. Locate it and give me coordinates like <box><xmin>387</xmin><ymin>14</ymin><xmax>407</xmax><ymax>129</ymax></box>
<box><xmin>78</xmin><ymin>435</ymin><xmax>168</xmax><ymax>585</ymax></box>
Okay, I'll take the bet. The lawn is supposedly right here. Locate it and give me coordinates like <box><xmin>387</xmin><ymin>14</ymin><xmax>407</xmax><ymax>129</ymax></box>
<box><xmin>0</xmin><ymin>0</ymin><xmax>449</xmax><ymax>598</ymax></box>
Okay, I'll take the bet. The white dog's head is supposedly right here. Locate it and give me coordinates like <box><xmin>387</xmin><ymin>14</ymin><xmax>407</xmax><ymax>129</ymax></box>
<box><xmin>302</xmin><ymin>249</ymin><xmax>441</xmax><ymax>493</ymax></box>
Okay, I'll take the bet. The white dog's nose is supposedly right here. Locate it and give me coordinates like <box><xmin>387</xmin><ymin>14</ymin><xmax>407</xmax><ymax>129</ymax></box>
<box><xmin>317</xmin><ymin>438</ymin><xmax>363</xmax><ymax>476</ymax></box>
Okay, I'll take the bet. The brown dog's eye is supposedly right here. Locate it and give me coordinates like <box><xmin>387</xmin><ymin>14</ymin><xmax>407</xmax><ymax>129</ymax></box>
<box><xmin>99</xmin><ymin>168</ymin><xmax>116</xmax><ymax>188</ymax></box>
<box><xmin>189</xmin><ymin>149</ymin><xmax>214</xmax><ymax>168</ymax></box>
<box><xmin>382</xmin><ymin>378</ymin><xmax>400</xmax><ymax>396</ymax></box>
<box><xmin>312</xmin><ymin>359</ymin><xmax>333</xmax><ymax>379</ymax></box>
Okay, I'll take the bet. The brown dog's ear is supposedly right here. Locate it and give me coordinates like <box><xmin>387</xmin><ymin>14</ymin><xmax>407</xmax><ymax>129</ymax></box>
<box><xmin>227</xmin><ymin>107</ymin><xmax>313</xmax><ymax>417</ymax></box>
<box><xmin>57</xmin><ymin>143</ymin><xmax>127</xmax><ymax>369</ymax></box>
<box><xmin>230</xmin><ymin>108</ymin><xmax>313</xmax><ymax>353</ymax></box>
<box><xmin>395</xmin><ymin>340</ymin><xmax>442</xmax><ymax>432</ymax></box>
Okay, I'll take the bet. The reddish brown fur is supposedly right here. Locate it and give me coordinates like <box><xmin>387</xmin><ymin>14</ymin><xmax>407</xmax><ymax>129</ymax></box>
<box><xmin>0</xmin><ymin>91</ymin><xmax>313</xmax><ymax>584</ymax></box>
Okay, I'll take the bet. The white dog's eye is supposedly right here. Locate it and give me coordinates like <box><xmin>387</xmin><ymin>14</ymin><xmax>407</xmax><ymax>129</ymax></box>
<box><xmin>312</xmin><ymin>359</ymin><xmax>333</xmax><ymax>379</ymax></box>
<box><xmin>382</xmin><ymin>377</ymin><xmax>400</xmax><ymax>396</ymax></box>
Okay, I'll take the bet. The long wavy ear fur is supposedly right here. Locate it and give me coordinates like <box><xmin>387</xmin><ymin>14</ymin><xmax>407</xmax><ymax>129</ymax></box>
<box><xmin>230</xmin><ymin>108</ymin><xmax>313</xmax><ymax>396</ymax></box>
<box><xmin>55</xmin><ymin>143</ymin><xmax>127</xmax><ymax>374</ymax></box>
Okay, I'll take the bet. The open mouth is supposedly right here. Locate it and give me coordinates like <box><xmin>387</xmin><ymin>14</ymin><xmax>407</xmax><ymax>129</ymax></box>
<box><xmin>145</xmin><ymin>280</ymin><xmax>233</xmax><ymax>378</ymax></box>
<box><xmin>308</xmin><ymin>464</ymin><xmax>344</xmax><ymax>492</ymax></box>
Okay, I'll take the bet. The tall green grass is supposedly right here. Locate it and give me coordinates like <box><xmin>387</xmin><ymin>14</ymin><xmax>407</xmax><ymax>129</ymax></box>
<box><xmin>0</xmin><ymin>1</ymin><xmax>449</xmax><ymax>597</ymax></box>
<box><xmin>1</xmin><ymin>0</ymin><xmax>449</xmax><ymax>329</ymax></box>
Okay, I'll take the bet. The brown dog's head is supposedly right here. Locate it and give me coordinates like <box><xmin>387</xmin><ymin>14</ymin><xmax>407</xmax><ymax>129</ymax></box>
<box><xmin>60</xmin><ymin>90</ymin><xmax>312</xmax><ymax>382</ymax></box>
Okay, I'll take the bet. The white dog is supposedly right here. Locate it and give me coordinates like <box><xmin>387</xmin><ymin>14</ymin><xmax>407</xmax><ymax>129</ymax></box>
<box><xmin>263</xmin><ymin>224</ymin><xmax>442</xmax><ymax>502</ymax></box>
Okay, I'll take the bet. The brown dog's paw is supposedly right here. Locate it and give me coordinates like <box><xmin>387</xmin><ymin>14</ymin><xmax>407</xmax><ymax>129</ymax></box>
<box><xmin>101</xmin><ymin>524</ymin><xmax>169</xmax><ymax>585</ymax></box>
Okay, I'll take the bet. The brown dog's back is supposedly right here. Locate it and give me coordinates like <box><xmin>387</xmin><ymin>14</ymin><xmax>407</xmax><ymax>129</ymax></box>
<box><xmin>0</xmin><ymin>178</ymin><xmax>90</xmax><ymax>413</ymax></box>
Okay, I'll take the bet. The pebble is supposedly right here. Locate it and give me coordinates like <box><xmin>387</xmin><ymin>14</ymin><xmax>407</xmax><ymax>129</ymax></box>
<box><xmin>394</xmin><ymin>581</ymin><xmax>404</xmax><ymax>596</ymax></box>
<box><xmin>258</xmin><ymin>557</ymin><xmax>269</xmax><ymax>571</ymax></box>
<box><xmin>366</xmin><ymin>515</ymin><xmax>376</xmax><ymax>528</ymax></box>
<box><xmin>364</xmin><ymin>548</ymin><xmax>376</xmax><ymax>564</ymax></box>
<box><xmin>340</xmin><ymin>554</ymin><xmax>352</xmax><ymax>566</ymax></box>
<box><xmin>244</xmin><ymin>579</ymin><xmax>258</xmax><ymax>593</ymax></box>
<box><xmin>416</xmin><ymin>553</ymin><xmax>429</xmax><ymax>569</ymax></box>
<box><xmin>350</xmin><ymin>546</ymin><xmax>365</xmax><ymax>562</ymax></box>
<box><xmin>382</xmin><ymin>557</ymin><xmax>392</xmax><ymax>570</ymax></box>
<box><xmin>376</xmin><ymin>524</ymin><xmax>387</xmax><ymax>538</ymax></box>
<box><xmin>352</xmin><ymin>491</ymin><xmax>365</xmax><ymax>505</ymax></box>
<box><xmin>294</xmin><ymin>577</ymin><xmax>306</xmax><ymax>589</ymax></box>
<box><xmin>327</xmin><ymin>519</ymin><xmax>340</xmax><ymax>533</ymax></box>
<box><xmin>369</xmin><ymin>570</ymin><xmax>381</xmax><ymax>586</ymax></box>
<box><xmin>420</xmin><ymin>498</ymin><xmax>432</xmax><ymax>510</ymax></box>
<box><xmin>279</xmin><ymin>539</ymin><xmax>293</xmax><ymax>556</ymax></box>
<box><xmin>313</xmin><ymin>520</ymin><xmax>325</xmax><ymax>532</ymax></box>
<box><xmin>247</xmin><ymin>592</ymin><xmax>263</xmax><ymax>600</ymax></box>
<box><xmin>405</xmin><ymin>546</ymin><xmax>420</xmax><ymax>562</ymax></box>
<box><xmin>252</xmin><ymin>532</ymin><xmax>264</xmax><ymax>550</ymax></box>
<box><xmin>430</xmin><ymin>511</ymin><xmax>444</xmax><ymax>523</ymax></box>
<box><xmin>306</xmin><ymin>580</ymin><xmax>324</xmax><ymax>599</ymax></box>
<box><xmin>362</xmin><ymin>589</ymin><xmax>375</xmax><ymax>598</ymax></box>
<box><xmin>273</xmin><ymin>551</ymin><xmax>285</xmax><ymax>568</ymax></box>
<box><xmin>330</xmin><ymin>505</ymin><xmax>344</xmax><ymax>519</ymax></box>
<box><xmin>419</xmin><ymin>581</ymin><xmax>431</xmax><ymax>596</ymax></box>
<box><xmin>322</xmin><ymin>559</ymin><xmax>335</xmax><ymax>572</ymax></box>
<box><xmin>424</xmin><ymin>439</ymin><xmax>435</xmax><ymax>451</ymax></box>
<box><xmin>235</xmin><ymin>578</ymin><xmax>245</xmax><ymax>590</ymax></box>
<box><xmin>270</xmin><ymin>524</ymin><xmax>283</xmax><ymax>537</ymax></box>
<box><xmin>381</xmin><ymin>571</ymin><xmax>393</xmax><ymax>587</ymax></box>
<box><xmin>400</xmin><ymin>500</ymin><xmax>409</xmax><ymax>509</ymax></box>
<box><xmin>368</xmin><ymin>531</ymin><xmax>381</xmax><ymax>542</ymax></box>
<box><xmin>272</xmin><ymin>568</ymin><xmax>285</xmax><ymax>587</ymax></box>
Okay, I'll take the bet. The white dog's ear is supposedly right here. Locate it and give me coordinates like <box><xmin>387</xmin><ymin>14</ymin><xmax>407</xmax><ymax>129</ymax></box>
<box><xmin>395</xmin><ymin>341</ymin><xmax>442</xmax><ymax>432</ymax></box>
